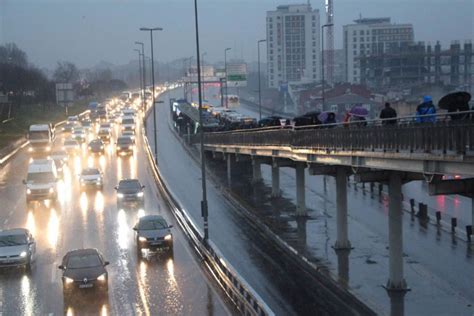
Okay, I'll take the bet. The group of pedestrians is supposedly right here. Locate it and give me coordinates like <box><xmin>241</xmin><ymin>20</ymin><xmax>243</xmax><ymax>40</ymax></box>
<box><xmin>378</xmin><ymin>94</ymin><xmax>472</xmax><ymax>125</ymax></box>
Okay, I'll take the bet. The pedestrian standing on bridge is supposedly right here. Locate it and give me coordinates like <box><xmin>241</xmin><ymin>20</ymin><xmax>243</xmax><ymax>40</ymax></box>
<box><xmin>379</xmin><ymin>102</ymin><xmax>397</xmax><ymax>125</ymax></box>
<box><xmin>415</xmin><ymin>96</ymin><xmax>436</xmax><ymax>123</ymax></box>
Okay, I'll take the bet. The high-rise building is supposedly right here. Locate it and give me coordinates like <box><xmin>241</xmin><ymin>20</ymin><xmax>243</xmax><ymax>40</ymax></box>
<box><xmin>266</xmin><ymin>4</ymin><xmax>320</xmax><ymax>89</ymax></box>
<box><xmin>343</xmin><ymin>17</ymin><xmax>414</xmax><ymax>84</ymax></box>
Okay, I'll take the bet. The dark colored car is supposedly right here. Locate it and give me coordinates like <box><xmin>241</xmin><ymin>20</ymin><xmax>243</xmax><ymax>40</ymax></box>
<box><xmin>293</xmin><ymin>111</ymin><xmax>322</xmax><ymax>127</ymax></box>
<box><xmin>88</xmin><ymin>139</ymin><xmax>105</xmax><ymax>155</ymax></box>
<box><xmin>116</xmin><ymin>136</ymin><xmax>134</xmax><ymax>156</ymax></box>
<box><xmin>115</xmin><ymin>179</ymin><xmax>144</xmax><ymax>208</ymax></box>
<box><xmin>258</xmin><ymin>116</ymin><xmax>284</xmax><ymax>127</ymax></box>
<box><xmin>133</xmin><ymin>215</ymin><xmax>173</xmax><ymax>255</ymax></box>
<box><xmin>59</xmin><ymin>248</ymin><xmax>109</xmax><ymax>296</ymax></box>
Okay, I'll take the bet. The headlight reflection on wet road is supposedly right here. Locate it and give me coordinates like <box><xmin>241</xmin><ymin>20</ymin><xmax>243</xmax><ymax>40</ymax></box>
<box><xmin>20</xmin><ymin>275</ymin><xmax>33</xmax><ymax>316</ymax></box>
<box><xmin>117</xmin><ymin>209</ymin><xmax>129</xmax><ymax>250</ymax></box>
<box><xmin>47</xmin><ymin>208</ymin><xmax>59</xmax><ymax>248</ymax></box>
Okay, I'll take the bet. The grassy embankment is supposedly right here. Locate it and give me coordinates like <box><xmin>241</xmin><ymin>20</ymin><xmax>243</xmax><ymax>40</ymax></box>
<box><xmin>0</xmin><ymin>99</ymin><xmax>90</xmax><ymax>151</ymax></box>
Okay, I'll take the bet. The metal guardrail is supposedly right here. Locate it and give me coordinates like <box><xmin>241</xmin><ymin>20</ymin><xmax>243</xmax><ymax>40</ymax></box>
<box><xmin>203</xmin><ymin>112</ymin><xmax>474</xmax><ymax>155</ymax></box>
<box><xmin>142</xmin><ymin>99</ymin><xmax>274</xmax><ymax>316</ymax></box>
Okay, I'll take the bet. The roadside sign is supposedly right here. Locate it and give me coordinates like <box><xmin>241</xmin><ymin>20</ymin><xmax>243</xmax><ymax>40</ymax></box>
<box><xmin>227</xmin><ymin>63</ymin><xmax>247</xmax><ymax>87</ymax></box>
<box><xmin>56</xmin><ymin>83</ymin><xmax>74</xmax><ymax>106</ymax></box>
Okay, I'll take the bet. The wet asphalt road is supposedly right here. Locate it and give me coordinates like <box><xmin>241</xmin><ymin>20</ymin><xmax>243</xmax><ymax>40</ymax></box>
<box><xmin>0</xmin><ymin>110</ymin><xmax>228</xmax><ymax>315</ymax></box>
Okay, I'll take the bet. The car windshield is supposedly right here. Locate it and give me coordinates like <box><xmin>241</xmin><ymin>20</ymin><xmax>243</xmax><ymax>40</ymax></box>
<box><xmin>117</xmin><ymin>137</ymin><xmax>132</xmax><ymax>145</ymax></box>
<box><xmin>138</xmin><ymin>218</ymin><xmax>168</xmax><ymax>230</ymax></box>
<box><xmin>67</xmin><ymin>253</ymin><xmax>102</xmax><ymax>269</ymax></box>
<box><xmin>119</xmin><ymin>180</ymin><xmax>141</xmax><ymax>190</ymax></box>
<box><xmin>82</xmin><ymin>169</ymin><xmax>99</xmax><ymax>176</ymax></box>
<box><xmin>0</xmin><ymin>234</ymin><xmax>27</xmax><ymax>246</ymax></box>
<box><xmin>122</xmin><ymin>118</ymin><xmax>134</xmax><ymax>124</ymax></box>
<box><xmin>29</xmin><ymin>131</ymin><xmax>49</xmax><ymax>140</ymax></box>
<box><xmin>27</xmin><ymin>172</ymin><xmax>55</xmax><ymax>183</ymax></box>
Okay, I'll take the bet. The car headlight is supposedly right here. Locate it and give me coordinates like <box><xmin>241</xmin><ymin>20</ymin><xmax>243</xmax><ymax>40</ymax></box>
<box><xmin>164</xmin><ymin>234</ymin><xmax>172</xmax><ymax>241</ymax></box>
<box><xmin>27</xmin><ymin>189</ymin><xmax>31</xmax><ymax>194</ymax></box>
<box><xmin>20</xmin><ymin>251</ymin><xmax>27</xmax><ymax>258</ymax></box>
<box><xmin>28</xmin><ymin>147</ymin><xmax>33</xmax><ymax>152</ymax></box>
<box><xmin>64</xmin><ymin>277</ymin><xmax>74</xmax><ymax>284</ymax></box>
<box><xmin>100</xmin><ymin>146</ymin><xmax>104</xmax><ymax>149</ymax></box>
<box><xmin>138</xmin><ymin>236</ymin><xmax>147</xmax><ymax>242</ymax></box>
<box><xmin>97</xmin><ymin>273</ymin><xmax>107</xmax><ymax>282</ymax></box>
<box><xmin>45</xmin><ymin>146</ymin><xmax>51</xmax><ymax>151</ymax></box>
<box><xmin>49</xmin><ymin>187</ymin><xmax>54</xmax><ymax>193</ymax></box>
<box><xmin>137</xmin><ymin>192</ymin><xmax>144</xmax><ymax>197</ymax></box>
<box><xmin>117</xmin><ymin>193</ymin><xmax>124</xmax><ymax>198</ymax></box>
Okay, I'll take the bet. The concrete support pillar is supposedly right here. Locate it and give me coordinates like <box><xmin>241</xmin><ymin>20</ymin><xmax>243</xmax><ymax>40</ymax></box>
<box><xmin>334</xmin><ymin>167</ymin><xmax>352</xmax><ymax>249</ymax></box>
<box><xmin>386</xmin><ymin>172</ymin><xmax>408</xmax><ymax>291</ymax></box>
<box><xmin>226</xmin><ymin>154</ymin><xmax>232</xmax><ymax>187</ymax></box>
<box><xmin>271</xmin><ymin>165</ymin><xmax>281</xmax><ymax>197</ymax></box>
<box><xmin>252</xmin><ymin>158</ymin><xmax>262</xmax><ymax>183</ymax></box>
<box><xmin>295</xmin><ymin>164</ymin><xmax>307</xmax><ymax>216</ymax></box>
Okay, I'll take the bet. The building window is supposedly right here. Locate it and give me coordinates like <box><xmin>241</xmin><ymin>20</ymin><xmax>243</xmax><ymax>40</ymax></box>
<box><xmin>353</xmin><ymin>37</ymin><xmax>357</xmax><ymax>42</ymax></box>
<box><xmin>269</xmin><ymin>17</ymin><xmax>272</xmax><ymax>22</ymax></box>
<box><xmin>353</xmin><ymin>44</ymin><xmax>357</xmax><ymax>49</ymax></box>
<box><xmin>360</xmin><ymin>37</ymin><xmax>364</xmax><ymax>42</ymax></box>
<box><xmin>360</xmin><ymin>30</ymin><xmax>364</xmax><ymax>35</ymax></box>
<box><xmin>353</xmin><ymin>30</ymin><xmax>356</xmax><ymax>36</ymax></box>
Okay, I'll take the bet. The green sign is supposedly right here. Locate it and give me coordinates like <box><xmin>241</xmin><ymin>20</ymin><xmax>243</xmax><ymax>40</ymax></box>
<box><xmin>227</xmin><ymin>74</ymin><xmax>246</xmax><ymax>81</ymax></box>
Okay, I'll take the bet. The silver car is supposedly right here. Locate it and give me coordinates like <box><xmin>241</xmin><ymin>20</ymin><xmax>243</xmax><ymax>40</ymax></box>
<box><xmin>0</xmin><ymin>228</ymin><xmax>36</xmax><ymax>270</ymax></box>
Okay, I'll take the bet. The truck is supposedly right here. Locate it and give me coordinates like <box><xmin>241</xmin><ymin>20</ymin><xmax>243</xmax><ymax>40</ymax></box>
<box><xmin>27</xmin><ymin>124</ymin><xmax>55</xmax><ymax>154</ymax></box>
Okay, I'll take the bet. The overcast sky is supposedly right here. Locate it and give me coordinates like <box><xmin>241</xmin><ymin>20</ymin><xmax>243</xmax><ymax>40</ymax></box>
<box><xmin>1</xmin><ymin>0</ymin><xmax>473</xmax><ymax>69</ymax></box>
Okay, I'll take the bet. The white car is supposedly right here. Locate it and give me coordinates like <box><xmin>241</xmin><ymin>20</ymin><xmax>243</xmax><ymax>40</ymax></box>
<box><xmin>79</xmin><ymin>168</ymin><xmax>104</xmax><ymax>190</ymax></box>
<box><xmin>63</xmin><ymin>138</ymin><xmax>81</xmax><ymax>155</ymax></box>
<box><xmin>72</xmin><ymin>127</ymin><xmax>86</xmax><ymax>143</ymax></box>
<box><xmin>0</xmin><ymin>228</ymin><xmax>36</xmax><ymax>270</ymax></box>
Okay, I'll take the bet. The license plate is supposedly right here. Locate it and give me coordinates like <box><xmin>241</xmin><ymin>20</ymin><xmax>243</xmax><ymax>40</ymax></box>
<box><xmin>150</xmin><ymin>241</ymin><xmax>162</xmax><ymax>246</ymax></box>
<box><xmin>79</xmin><ymin>283</ymin><xmax>93</xmax><ymax>289</ymax></box>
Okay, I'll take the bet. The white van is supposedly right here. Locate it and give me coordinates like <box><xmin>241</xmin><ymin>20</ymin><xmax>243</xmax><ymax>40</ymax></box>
<box><xmin>121</xmin><ymin>116</ymin><xmax>136</xmax><ymax>134</ymax></box>
<box><xmin>24</xmin><ymin>159</ymin><xmax>58</xmax><ymax>203</ymax></box>
<box><xmin>27</xmin><ymin>124</ymin><xmax>55</xmax><ymax>153</ymax></box>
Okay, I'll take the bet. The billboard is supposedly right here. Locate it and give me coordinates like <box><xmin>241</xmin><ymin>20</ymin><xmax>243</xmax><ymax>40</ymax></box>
<box><xmin>226</xmin><ymin>63</ymin><xmax>247</xmax><ymax>87</ymax></box>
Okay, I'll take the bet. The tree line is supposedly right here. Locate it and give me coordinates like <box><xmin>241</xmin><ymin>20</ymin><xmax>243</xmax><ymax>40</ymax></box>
<box><xmin>0</xmin><ymin>43</ymin><xmax>127</xmax><ymax>109</ymax></box>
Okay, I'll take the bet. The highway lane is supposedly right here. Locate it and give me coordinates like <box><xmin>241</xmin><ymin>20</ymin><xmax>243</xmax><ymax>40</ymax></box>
<box><xmin>0</xmin><ymin>110</ymin><xmax>229</xmax><ymax>315</ymax></box>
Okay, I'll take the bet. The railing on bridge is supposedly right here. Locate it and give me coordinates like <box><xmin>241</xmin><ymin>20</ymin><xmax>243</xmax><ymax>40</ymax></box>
<box><xmin>203</xmin><ymin>112</ymin><xmax>474</xmax><ymax>155</ymax></box>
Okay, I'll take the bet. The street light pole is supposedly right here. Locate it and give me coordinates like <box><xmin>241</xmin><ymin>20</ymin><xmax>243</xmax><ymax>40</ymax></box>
<box><xmin>134</xmin><ymin>49</ymin><xmax>143</xmax><ymax>109</ymax></box>
<box><xmin>257</xmin><ymin>39</ymin><xmax>266</xmax><ymax>121</ymax></box>
<box><xmin>321</xmin><ymin>23</ymin><xmax>333</xmax><ymax>111</ymax></box>
<box><xmin>140</xmin><ymin>27</ymin><xmax>163</xmax><ymax>164</ymax></box>
<box><xmin>135</xmin><ymin>41</ymin><xmax>146</xmax><ymax>112</ymax></box>
<box><xmin>201</xmin><ymin>52</ymin><xmax>207</xmax><ymax>101</ymax></box>
<box><xmin>224</xmin><ymin>47</ymin><xmax>231</xmax><ymax>108</ymax></box>
<box><xmin>193</xmin><ymin>0</ymin><xmax>209</xmax><ymax>242</ymax></box>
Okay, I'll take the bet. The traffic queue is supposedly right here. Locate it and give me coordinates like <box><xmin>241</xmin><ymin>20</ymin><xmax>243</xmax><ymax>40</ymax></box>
<box><xmin>0</xmin><ymin>92</ymin><xmax>173</xmax><ymax>299</ymax></box>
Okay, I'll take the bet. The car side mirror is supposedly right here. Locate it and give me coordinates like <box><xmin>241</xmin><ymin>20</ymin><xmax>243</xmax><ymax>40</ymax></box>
<box><xmin>28</xmin><ymin>241</ymin><xmax>35</xmax><ymax>246</ymax></box>
<box><xmin>22</xmin><ymin>179</ymin><xmax>27</xmax><ymax>185</ymax></box>
<box><xmin>114</xmin><ymin>186</ymin><xmax>118</xmax><ymax>190</ymax></box>
<box><xmin>58</xmin><ymin>265</ymin><xmax>65</xmax><ymax>270</ymax></box>
<box><xmin>133</xmin><ymin>227</ymin><xmax>137</xmax><ymax>231</ymax></box>
<box><xmin>141</xmin><ymin>185</ymin><xmax>145</xmax><ymax>189</ymax></box>
<box><xmin>168</xmin><ymin>225</ymin><xmax>173</xmax><ymax>229</ymax></box>
<box><xmin>104</xmin><ymin>261</ymin><xmax>110</xmax><ymax>266</ymax></box>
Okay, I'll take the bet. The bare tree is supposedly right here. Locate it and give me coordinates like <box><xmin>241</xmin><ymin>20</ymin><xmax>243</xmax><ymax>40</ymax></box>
<box><xmin>53</xmin><ymin>61</ymin><xmax>79</xmax><ymax>83</ymax></box>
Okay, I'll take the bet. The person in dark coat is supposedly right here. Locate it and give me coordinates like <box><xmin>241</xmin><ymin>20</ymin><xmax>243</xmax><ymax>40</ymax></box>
<box><xmin>379</xmin><ymin>102</ymin><xmax>397</xmax><ymax>125</ymax></box>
